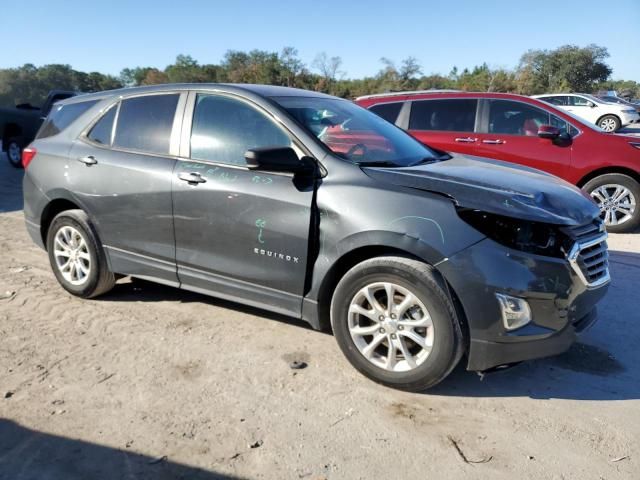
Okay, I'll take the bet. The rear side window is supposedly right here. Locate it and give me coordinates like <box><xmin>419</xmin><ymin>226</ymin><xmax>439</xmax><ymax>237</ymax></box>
<box><xmin>369</xmin><ymin>102</ymin><xmax>403</xmax><ymax>124</ymax></box>
<box><xmin>37</xmin><ymin>100</ymin><xmax>99</xmax><ymax>139</ymax></box>
<box><xmin>190</xmin><ymin>94</ymin><xmax>290</xmax><ymax>166</ymax></box>
<box><xmin>114</xmin><ymin>94</ymin><xmax>179</xmax><ymax>155</ymax></box>
<box><xmin>87</xmin><ymin>106</ymin><xmax>116</xmax><ymax>145</ymax></box>
<box><xmin>409</xmin><ymin>99</ymin><xmax>477</xmax><ymax>132</ymax></box>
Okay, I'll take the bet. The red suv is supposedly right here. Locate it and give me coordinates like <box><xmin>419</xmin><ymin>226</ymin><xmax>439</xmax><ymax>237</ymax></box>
<box><xmin>356</xmin><ymin>91</ymin><xmax>640</xmax><ymax>233</ymax></box>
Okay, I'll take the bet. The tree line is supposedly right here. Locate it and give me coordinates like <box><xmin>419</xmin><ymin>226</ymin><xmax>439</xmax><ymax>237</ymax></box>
<box><xmin>1</xmin><ymin>44</ymin><xmax>637</xmax><ymax>108</ymax></box>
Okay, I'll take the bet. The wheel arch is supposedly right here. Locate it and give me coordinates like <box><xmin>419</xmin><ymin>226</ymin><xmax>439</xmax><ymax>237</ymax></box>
<box><xmin>40</xmin><ymin>198</ymin><xmax>83</xmax><ymax>249</ymax></box>
<box><xmin>595</xmin><ymin>113</ymin><xmax>620</xmax><ymax>128</ymax></box>
<box><xmin>577</xmin><ymin>166</ymin><xmax>640</xmax><ymax>189</ymax></box>
<box><xmin>2</xmin><ymin>123</ymin><xmax>23</xmax><ymax>146</ymax></box>
<box><xmin>308</xmin><ymin>244</ymin><xmax>470</xmax><ymax>348</ymax></box>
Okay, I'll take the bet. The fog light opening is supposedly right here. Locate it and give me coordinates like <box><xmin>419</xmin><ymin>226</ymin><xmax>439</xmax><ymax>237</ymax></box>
<box><xmin>495</xmin><ymin>293</ymin><xmax>532</xmax><ymax>331</ymax></box>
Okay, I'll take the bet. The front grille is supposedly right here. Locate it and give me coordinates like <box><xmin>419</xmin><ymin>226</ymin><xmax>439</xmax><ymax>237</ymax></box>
<box><xmin>564</xmin><ymin>219</ymin><xmax>610</xmax><ymax>288</ymax></box>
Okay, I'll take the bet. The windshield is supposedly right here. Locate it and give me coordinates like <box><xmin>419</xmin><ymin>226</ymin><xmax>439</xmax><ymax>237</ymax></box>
<box><xmin>273</xmin><ymin>96</ymin><xmax>438</xmax><ymax>166</ymax></box>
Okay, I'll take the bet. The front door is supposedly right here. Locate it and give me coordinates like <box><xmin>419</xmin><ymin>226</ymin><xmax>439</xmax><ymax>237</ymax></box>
<box><xmin>69</xmin><ymin>92</ymin><xmax>184</xmax><ymax>285</ymax></box>
<box><xmin>473</xmin><ymin>99</ymin><xmax>572</xmax><ymax>180</ymax></box>
<box><xmin>172</xmin><ymin>93</ymin><xmax>314</xmax><ymax>316</ymax></box>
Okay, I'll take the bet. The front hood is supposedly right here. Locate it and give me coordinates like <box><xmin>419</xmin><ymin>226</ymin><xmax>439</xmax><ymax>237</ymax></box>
<box><xmin>363</xmin><ymin>154</ymin><xmax>600</xmax><ymax>226</ymax></box>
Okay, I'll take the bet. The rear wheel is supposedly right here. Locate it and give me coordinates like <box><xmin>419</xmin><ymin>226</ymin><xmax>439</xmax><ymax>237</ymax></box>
<box><xmin>6</xmin><ymin>138</ymin><xmax>23</xmax><ymax>168</ymax></box>
<box><xmin>46</xmin><ymin>209</ymin><xmax>115</xmax><ymax>298</ymax></box>
<box><xmin>597</xmin><ymin>115</ymin><xmax>621</xmax><ymax>132</ymax></box>
<box><xmin>584</xmin><ymin>173</ymin><xmax>640</xmax><ymax>233</ymax></box>
<box><xmin>330</xmin><ymin>256</ymin><xmax>464</xmax><ymax>391</ymax></box>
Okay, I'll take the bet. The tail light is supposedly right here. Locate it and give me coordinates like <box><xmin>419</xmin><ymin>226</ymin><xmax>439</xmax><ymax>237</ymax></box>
<box><xmin>22</xmin><ymin>147</ymin><xmax>37</xmax><ymax>169</ymax></box>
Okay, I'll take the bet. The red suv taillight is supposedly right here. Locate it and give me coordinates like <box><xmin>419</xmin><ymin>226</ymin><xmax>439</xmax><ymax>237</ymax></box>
<box><xmin>22</xmin><ymin>147</ymin><xmax>37</xmax><ymax>169</ymax></box>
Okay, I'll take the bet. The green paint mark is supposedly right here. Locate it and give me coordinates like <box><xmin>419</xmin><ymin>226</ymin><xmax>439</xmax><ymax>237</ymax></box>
<box><xmin>255</xmin><ymin>218</ymin><xmax>267</xmax><ymax>244</ymax></box>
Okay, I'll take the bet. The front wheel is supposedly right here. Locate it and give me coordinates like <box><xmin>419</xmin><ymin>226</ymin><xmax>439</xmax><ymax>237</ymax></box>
<box><xmin>597</xmin><ymin>115</ymin><xmax>621</xmax><ymax>132</ymax></box>
<box><xmin>584</xmin><ymin>173</ymin><xmax>640</xmax><ymax>233</ymax></box>
<box><xmin>330</xmin><ymin>256</ymin><xmax>464</xmax><ymax>391</ymax></box>
<box><xmin>6</xmin><ymin>138</ymin><xmax>23</xmax><ymax>168</ymax></box>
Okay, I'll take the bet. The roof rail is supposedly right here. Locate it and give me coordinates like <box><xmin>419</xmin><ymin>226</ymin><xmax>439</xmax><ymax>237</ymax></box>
<box><xmin>355</xmin><ymin>89</ymin><xmax>461</xmax><ymax>101</ymax></box>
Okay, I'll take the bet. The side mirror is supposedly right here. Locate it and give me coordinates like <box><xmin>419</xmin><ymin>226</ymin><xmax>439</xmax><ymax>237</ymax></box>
<box><xmin>245</xmin><ymin>146</ymin><xmax>315</xmax><ymax>175</ymax></box>
<box><xmin>589</xmin><ymin>102</ymin><xmax>597</xmax><ymax>108</ymax></box>
<box><xmin>537</xmin><ymin>125</ymin><xmax>561</xmax><ymax>140</ymax></box>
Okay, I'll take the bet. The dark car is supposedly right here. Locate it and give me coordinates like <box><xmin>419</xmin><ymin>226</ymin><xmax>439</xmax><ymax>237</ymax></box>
<box><xmin>357</xmin><ymin>91</ymin><xmax>640</xmax><ymax>233</ymax></box>
<box><xmin>1</xmin><ymin>90</ymin><xmax>77</xmax><ymax>167</ymax></box>
<box><xmin>597</xmin><ymin>95</ymin><xmax>640</xmax><ymax>115</ymax></box>
<box><xmin>22</xmin><ymin>84</ymin><xmax>609</xmax><ymax>391</ymax></box>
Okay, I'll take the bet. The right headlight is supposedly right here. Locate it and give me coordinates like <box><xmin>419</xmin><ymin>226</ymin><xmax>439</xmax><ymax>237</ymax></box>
<box><xmin>457</xmin><ymin>208</ymin><xmax>572</xmax><ymax>258</ymax></box>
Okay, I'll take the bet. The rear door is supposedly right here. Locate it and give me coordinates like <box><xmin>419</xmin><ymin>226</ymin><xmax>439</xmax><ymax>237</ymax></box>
<box><xmin>69</xmin><ymin>92</ymin><xmax>185</xmax><ymax>285</ymax></box>
<box><xmin>473</xmin><ymin>99</ymin><xmax>572</xmax><ymax>179</ymax></box>
<box><xmin>406</xmin><ymin>98</ymin><xmax>480</xmax><ymax>154</ymax></box>
<box><xmin>171</xmin><ymin>92</ymin><xmax>314</xmax><ymax>316</ymax></box>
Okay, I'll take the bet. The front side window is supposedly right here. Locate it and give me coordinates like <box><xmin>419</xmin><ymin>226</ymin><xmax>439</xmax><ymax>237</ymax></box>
<box><xmin>275</xmin><ymin>96</ymin><xmax>437</xmax><ymax>167</ymax></box>
<box><xmin>488</xmin><ymin>100</ymin><xmax>550</xmax><ymax>136</ymax></box>
<box><xmin>190</xmin><ymin>94</ymin><xmax>291</xmax><ymax>166</ymax></box>
<box><xmin>36</xmin><ymin>100</ymin><xmax>98</xmax><ymax>139</ymax></box>
<box><xmin>570</xmin><ymin>96</ymin><xmax>592</xmax><ymax>107</ymax></box>
<box><xmin>369</xmin><ymin>102</ymin><xmax>403</xmax><ymax>124</ymax></box>
<box><xmin>540</xmin><ymin>96</ymin><xmax>568</xmax><ymax>106</ymax></box>
<box><xmin>87</xmin><ymin>106</ymin><xmax>116</xmax><ymax>145</ymax></box>
<box><xmin>408</xmin><ymin>99</ymin><xmax>477</xmax><ymax>132</ymax></box>
<box><xmin>113</xmin><ymin>94</ymin><xmax>179</xmax><ymax>155</ymax></box>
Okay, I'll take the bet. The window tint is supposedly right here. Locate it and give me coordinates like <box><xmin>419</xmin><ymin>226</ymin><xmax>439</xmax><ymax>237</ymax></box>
<box><xmin>369</xmin><ymin>102</ymin><xmax>403</xmax><ymax>124</ymax></box>
<box><xmin>540</xmin><ymin>96</ymin><xmax>568</xmax><ymax>106</ymax></box>
<box><xmin>36</xmin><ymin>100</ymin><xmax>98</xmax><ymax>139</ymax></box>
<box><xmin>489</xmin><ymin>100</ymin><xmax>550</xmax><ymax>136</ymax></box>
<box><xmin>570</xmin><ymin>96</ymin><xmax>591</xmax><ymax>107</ymax></box>
<box><xmin>409</xmin><ymin>99</ymin><xmax>477</xmax><ymax>132</ymax></box>
<box><xmin>87</xmin><ymin>106</ymin><xmax>116</xmax><ymax>145</ymax></box>
<box><xmin>190</xmin><ymin>94</ymin><xmax>290</xmax><ymax>166</ymax></box>
<box><xmin>113</xmin><ymin>94</ymin><xmax>179</xmax><ymax>154</ymax></box>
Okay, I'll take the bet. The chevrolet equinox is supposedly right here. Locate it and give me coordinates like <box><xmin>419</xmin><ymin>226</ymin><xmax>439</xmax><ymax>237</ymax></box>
<box><xmin>23</xmin><ymin>84</ymin><xmax>610</xmax><ymax>391</ymax></box>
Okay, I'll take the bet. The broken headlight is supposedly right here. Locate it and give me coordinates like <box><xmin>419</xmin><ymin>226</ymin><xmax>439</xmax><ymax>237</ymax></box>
<box><xmin>458</xmin><ymin>209</ymin><xmax>571</xmax><ymax>258</ymax></box>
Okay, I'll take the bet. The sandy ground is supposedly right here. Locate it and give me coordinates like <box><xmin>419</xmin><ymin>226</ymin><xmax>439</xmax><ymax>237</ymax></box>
<box><xmin>1</xmin><ymin>154</ymin><xmax>639</xmax><ymax>480</ymax></box>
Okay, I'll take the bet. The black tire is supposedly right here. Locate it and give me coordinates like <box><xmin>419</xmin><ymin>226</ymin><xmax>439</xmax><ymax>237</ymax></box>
<box><xmin>330</xmin><ymin>256</ymin><xmax>464</xmax><ymax>391</ymax></box>
<box><xmin>597</xmin><ymin>115</ymin><xmax>621</xmax><ymax>132</ymax></box>
<box><xmin>5</xmin><ymin>138</ymin><xmax>23</xmax><ymax>168</ymax></box>
<box><xmin>583</xmin><ymin>174</ymin><xmax>640</xmax><ymax>233</ymax></box>
<box><xmin>46</xmin><ymin>209</ymin><xmax>115</xmax><ymax>298</ymax></box>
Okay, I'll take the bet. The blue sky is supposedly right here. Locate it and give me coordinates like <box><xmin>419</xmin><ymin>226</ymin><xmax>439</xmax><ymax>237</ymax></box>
<box><xmin>3</xmin><ymin>0</ymin><xmax>639</xmax><ymax>80</ymax></box>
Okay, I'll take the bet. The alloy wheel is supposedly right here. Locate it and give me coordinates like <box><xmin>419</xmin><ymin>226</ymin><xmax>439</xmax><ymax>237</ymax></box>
<box><xmin>590</xmin><ymin>184</ymin><xmax>637</xmax><ymax>227</ymax></box>
<box><xmin>53</xmin><ymin>226</ymin><xmax>91</xmax><ymax>285</ymax></box>
<box><xmin>7</xmin><ymin>142</ymin><xmax>21</xmax><ymax>166</ymax></box>
<box><xmin>599</xmin><ymin>118</ymin><xmax>617</xmax><ymax>132</ymax></box>
<box><xmin>348</xmin><ymin>282</ymin><xmax>434</xmax><ymax>372</ymax></box>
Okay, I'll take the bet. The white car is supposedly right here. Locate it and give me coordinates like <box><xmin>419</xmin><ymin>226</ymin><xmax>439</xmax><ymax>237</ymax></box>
<box><xmin>533</xmin><ymin>93</ymin><xmax>640</xmax><ymax>132</ymax></box>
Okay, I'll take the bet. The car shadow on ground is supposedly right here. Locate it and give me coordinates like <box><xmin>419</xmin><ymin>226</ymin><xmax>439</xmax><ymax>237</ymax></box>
<box><xmin>99</xmin><ymin>276</ymin><xmax>327</xmax><ymax>334</ymax></box>
<box><xmin>0</xmin><ymin>419</ymin><xmax>244</xmax><ymax>480</ymax></box>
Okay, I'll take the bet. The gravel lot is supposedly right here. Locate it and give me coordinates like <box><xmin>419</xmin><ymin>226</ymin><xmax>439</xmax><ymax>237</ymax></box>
<box><xmin>1</xmin><ymin>154</ymin><xmax>639</xmax><ymax>480</ymax></box>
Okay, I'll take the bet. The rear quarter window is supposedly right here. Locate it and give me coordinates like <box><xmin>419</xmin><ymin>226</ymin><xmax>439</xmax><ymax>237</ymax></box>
<box><xmin>369</xmin><ymin>102</ymin><xmax>403</xmax><ymax>124</ymax></box>
<box><xmin>36</xmin><ymin>100</ymin><xmax>99</xmax><ymax>139</ymax></box>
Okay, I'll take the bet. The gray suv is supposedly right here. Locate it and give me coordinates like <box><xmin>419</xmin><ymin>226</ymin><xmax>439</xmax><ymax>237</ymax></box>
<box><xmin>23</xmin><ymin>84</ymin><xmax>610</xmax><ymax>391</ymax></box>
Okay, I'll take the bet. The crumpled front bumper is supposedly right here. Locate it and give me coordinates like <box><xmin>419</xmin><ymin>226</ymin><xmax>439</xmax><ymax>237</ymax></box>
<box><xmin>437</xmin><ymin>238</ymin><xmax>609</xmax><ymax>371</ymax></box>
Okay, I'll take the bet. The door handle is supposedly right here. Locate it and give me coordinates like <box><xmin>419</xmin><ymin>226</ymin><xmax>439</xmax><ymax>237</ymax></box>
<box><xmin>178</xmin><ymin>172</ymin><xmax>207</xmax><ymax>184</ymax></box>
<box><xmin>482</xmin><ymin>139</ymin><xmax>505</xmax><ymax>144</ymax></box>
<box><xmin>77</xmin><ymin>155</ymin><xmax>97</xmax><ymax>165</ymax></box>
<box><xmin>454</xmin><ymin>137</ymin><xmax>477</xmax><ymax>143</ymax></box>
